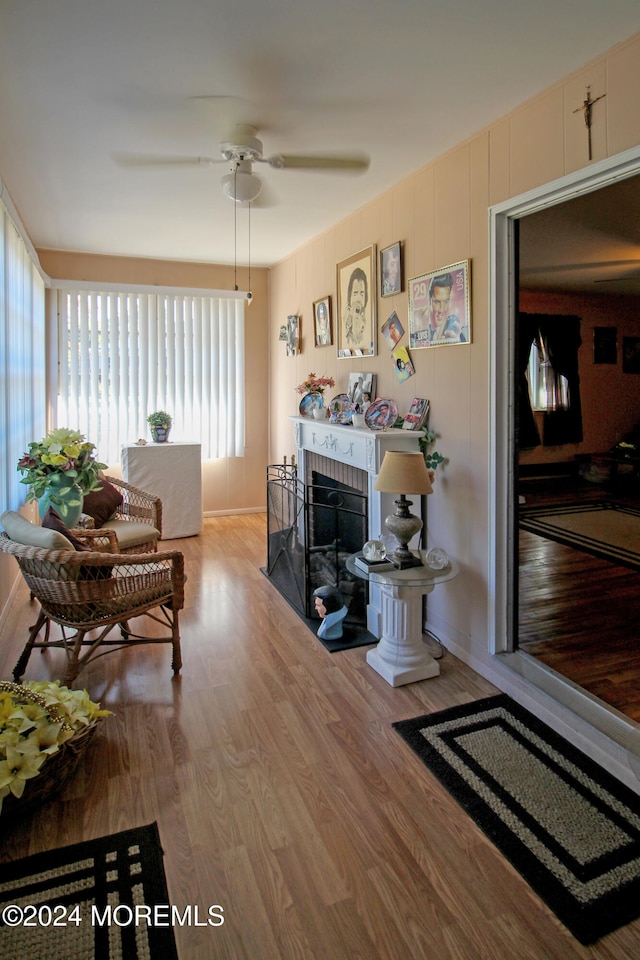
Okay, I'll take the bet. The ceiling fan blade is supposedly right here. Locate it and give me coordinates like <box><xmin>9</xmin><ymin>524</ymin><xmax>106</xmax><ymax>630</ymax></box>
<box><xmin>113</xmin><ymin>153</ymin><xmax>222</xmax><ymax>168</ymax></box>
<box><xmin>266</xmin><ymin>152</ymin><xmax>370</xmax><ymax>172</ymax></box>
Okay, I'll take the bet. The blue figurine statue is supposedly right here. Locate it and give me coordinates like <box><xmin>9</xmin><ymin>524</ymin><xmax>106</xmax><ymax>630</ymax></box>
<box><xmin>313</xmin><ymin>585</ymin><xmax>348</xmax><ymax>641</ymax></box>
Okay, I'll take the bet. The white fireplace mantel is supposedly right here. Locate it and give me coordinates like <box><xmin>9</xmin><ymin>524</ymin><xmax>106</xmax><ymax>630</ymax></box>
<box><xmin>291</xmin><ymin>416</ymin><xmax>425</xmax><ymax>541</ymax></box>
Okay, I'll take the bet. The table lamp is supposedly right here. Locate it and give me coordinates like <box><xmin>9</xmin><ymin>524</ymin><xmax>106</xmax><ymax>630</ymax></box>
<box><xmin>374</xmin><ymin>452</ymin><xmax>434</xmax><ymax>568</ymax></box>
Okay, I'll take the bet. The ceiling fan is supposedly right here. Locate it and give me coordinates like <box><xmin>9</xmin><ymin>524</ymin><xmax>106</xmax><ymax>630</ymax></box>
<box><xmin>116</xmin><ymin>123</ymin><xmax>370</xmax><ymax>205</ymax></box>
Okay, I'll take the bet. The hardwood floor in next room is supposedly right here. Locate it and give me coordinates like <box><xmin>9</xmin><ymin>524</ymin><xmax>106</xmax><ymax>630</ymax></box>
<box><xmin>1</xmin><ymin>514</ymin><xmax>640</xmax><ymax>959</ymax></box>
<box><xmin>518</xmin><ymin>479</ymin><xmax>640</xmax><ymax>722</ymax></box>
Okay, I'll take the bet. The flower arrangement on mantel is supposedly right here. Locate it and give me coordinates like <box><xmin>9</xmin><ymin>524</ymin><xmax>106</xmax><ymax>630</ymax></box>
<box><xmin>295</xmin><ymin>373</ymin><xmax>336</xmax><ymax>396</ymax></box>
<box><xmin>0</xmin><ymin>680</ymin><xmax>111</xmax><ymax>813</ymax></box>
<box><xmin>17</xmin><ymin>428</ymin><xmax>107</xmax><ymax>502</ymax></box>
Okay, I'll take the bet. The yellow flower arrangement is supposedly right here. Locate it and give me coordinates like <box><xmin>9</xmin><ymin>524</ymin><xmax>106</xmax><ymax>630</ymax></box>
<box><xmin>0</xmin><ymin>680</ymin><xmax>111</xmax><ymax>813</ymax></box>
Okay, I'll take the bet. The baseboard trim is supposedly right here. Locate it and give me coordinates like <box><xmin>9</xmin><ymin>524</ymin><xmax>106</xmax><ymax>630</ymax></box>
<box><xmin>202</xmin><ymin>507</ymin><xmax>266</xmax><ymax>518</ymax></box>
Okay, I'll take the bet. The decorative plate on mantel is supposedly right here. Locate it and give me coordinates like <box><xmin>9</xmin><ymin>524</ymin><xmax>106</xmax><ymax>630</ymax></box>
<box><xmin>299</xmin><ymin>392</ymin><xmax>325</xmax><ymax>418</ymax></box>
<box><xmin>364</xmin><ymin>398</ymin><xmax>398</xmax><ymax>430</ymax></box>
<box><xmin>329</xmin><ymin>393</ymin><xmax>355</xmax><ymax>424</ymax></box>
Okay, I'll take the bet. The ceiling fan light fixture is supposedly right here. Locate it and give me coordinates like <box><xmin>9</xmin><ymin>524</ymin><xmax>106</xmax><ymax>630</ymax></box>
<box><xmin>221</xmin><ymin>170</ymin><xmax>262</xmax><ymax>203</ymax></box>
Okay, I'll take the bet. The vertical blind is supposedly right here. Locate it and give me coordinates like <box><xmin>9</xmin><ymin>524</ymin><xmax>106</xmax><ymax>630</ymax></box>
<box><xmin>57</xmin><ymin>289</ymin><xmax>245</xmax><ymax>465</ymax></box>
<box><xmin>0</xmin><ymin>197</ymin><xmax>46</xmax><ymax>512</ymax></box>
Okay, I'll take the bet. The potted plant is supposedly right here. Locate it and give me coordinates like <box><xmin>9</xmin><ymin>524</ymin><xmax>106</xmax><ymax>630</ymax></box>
<box><xmin>17</xmin><ymin>428</ymin><xmax>107</xmax><ymax>526</ymax></box>
<box><xmin>146</xmin><ymin>410</ymin><xmax>173</xmax><ymax>443</ymax></box>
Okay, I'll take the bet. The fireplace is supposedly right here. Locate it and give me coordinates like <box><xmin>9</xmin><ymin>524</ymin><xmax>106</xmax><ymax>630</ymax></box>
<box><xmin>275</xmin><ymin>417</ymin><xmax>426</xmax><ymax>639</ymax></box>
<box><xmin>265</xmin><ymin>464</ymin><xmax>369</xmax><ymax>628</ymax></box>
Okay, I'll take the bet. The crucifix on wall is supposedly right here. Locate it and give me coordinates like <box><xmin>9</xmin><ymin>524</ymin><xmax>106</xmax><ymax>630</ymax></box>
<box><xmin>573</xmin><ymin>86</ymin><xmax>606</xmax><ymax>161</ymax></box>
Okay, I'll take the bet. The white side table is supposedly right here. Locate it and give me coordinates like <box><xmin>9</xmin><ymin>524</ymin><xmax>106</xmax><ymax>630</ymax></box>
<box><xmin>347</xmin><ymin>554</ymin><xmax>459</xmax><ymax>687</ymax></box>
<box><xmin>121</xmin><ymin>442</ymin><xmax>203</xmax><ymax>539</ymax></box>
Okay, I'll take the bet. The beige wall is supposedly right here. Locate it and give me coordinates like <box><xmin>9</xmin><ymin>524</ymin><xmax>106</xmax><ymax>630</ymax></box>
<box><xmin>37</xmin><ymin>250</ymin><xmax>270</xmax><ymax>516</ymax></box>
<box><xmin>268</xmin><ymin>32</ymin><xmax>640</xmax><ymax>699</ymax></box>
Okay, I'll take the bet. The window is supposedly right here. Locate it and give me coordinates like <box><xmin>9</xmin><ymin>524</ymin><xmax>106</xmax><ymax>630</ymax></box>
<box><xmin>526</xmin><ymin>337</ymin><xmax>570</xmax><ymax>412</ymax></box>
<box><xmin>0</xmin><ymin>197</ymin><xmax>46</xmax><ymax>512</ymax></box>
<box><xmin>56</xmin><ymin>288</ymin><xmax>245</xmax><ymax>465</ymax></box>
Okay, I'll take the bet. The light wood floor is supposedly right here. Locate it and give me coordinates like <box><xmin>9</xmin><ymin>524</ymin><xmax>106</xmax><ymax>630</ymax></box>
<box><xmin>1</xmin><ymin>514</ymin><xmax>639</xmax><ymax>959</ymax></box>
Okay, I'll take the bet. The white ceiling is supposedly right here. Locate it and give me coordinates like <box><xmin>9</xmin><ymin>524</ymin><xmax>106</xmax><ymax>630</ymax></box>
<box><xmin>1</xmin><ymin>0</ymin><xmax>639</xmax><ymax>269</ymax></box>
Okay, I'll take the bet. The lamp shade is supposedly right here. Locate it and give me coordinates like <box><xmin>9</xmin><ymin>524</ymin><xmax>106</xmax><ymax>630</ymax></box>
<box><xmin>374</xmin><ymin>452</ymin><xmax>434</xmax><ymax>495</ymax></box>
<box><xmin>221</xmin><ymin>170</ymin><xmax>263</xmax><ymax>204</ymax></box>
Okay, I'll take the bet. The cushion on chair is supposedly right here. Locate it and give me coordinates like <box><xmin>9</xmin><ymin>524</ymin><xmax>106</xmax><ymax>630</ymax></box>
<box><xmin>42</xmin><ymin>507</ymin><xmax>92</xmax><ymax>551</ymax></box>
<box><xmin>82</xmin><ymin>479</ymin><xmax>123</xmax><ymax>526</ymax></box>
<box><xmin>1</xmin><ymin>510</ymin><xmax>74</xmax><ymax>550</ymax></box>
<box><xmin>42</xmin><ymin>508</ymin><xmax>113</xmax><ymax>580</ymax></box>
<box><xmin>101</xmin><ymin>519</ymin><xmax>160</xmax><ymax>550</ymax></box>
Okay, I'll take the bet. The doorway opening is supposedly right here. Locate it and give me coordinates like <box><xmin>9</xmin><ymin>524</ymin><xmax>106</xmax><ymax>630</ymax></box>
<box><xmin>489</xmin><ymin>145</ymin><xmax>640</xmax><ymax>747</ymax></box>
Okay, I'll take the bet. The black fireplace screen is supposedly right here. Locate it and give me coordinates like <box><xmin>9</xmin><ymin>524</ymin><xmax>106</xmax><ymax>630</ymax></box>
<box><xmin>265</xmin><ymin>464</ymin><xmax>368</xmax><ymax>624</ymax></box>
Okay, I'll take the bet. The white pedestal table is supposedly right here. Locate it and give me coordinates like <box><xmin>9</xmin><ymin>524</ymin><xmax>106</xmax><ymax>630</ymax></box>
<box><xmin>347</xmin><ymin>554</ymin><xmax>459</xmax><ymax>687</ymax></box>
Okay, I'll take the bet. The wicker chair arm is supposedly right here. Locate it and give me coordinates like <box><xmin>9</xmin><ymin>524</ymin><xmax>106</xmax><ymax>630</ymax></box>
<box><xmin>69</xmin><ymin>528</ymin><xmax>120</xmax><ymax>552</ymax></box>
<box><xmin>104</xmin><ymin>475</ymin><xmax>162</xmax><ymax>536</ymax></box>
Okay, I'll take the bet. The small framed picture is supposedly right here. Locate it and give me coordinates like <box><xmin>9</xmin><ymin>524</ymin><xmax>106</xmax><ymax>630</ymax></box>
<box><xmin>392</xmin><ymin>345</ymin><xmax>415</xmax><ymax>382</ymax></box>
<box><xmin>336</xmin><ymin>246</ymin><xmax>376</xmax><ymax>358</ymax></box>
<box><xmin>313</xmin><ymin>296</ymin><xmax>332</xmax><ymax>346</ymax></box>
<box><xmin>593</xmin><ymin>326</ymin><xmax>617</xmax><ymax>364</ymax></box>
<box><xmin>409</xmin><ymin>260</ymin><xmax>471</xmax><ymax>348</ymax></box>
<box><xmin>380</xmin><ymin>241</ymin><xmax>402</xmax><ymax>297</ymax></box>
<box><xmin>285</xmin><ymin>315</ymin><xmax>300</xmax><ymax>356</ymax></box>
<box><xmin>402</xmin><ymin>398</ymin><xmax>430</xmax><ymax>431</ymax></box>
<box><xmin>381</xmin><ymin>311</ymin><xmax>404</xmax><ymax>349</ymax></box>
<box><xmin>347</xmin><ymin>372</ymin><xmax>376</xmax><ymax>409</ymax></box>
<box><xmin>623</xmin><ymin>337</ymin><xmax>640</xmax><ymax>374</ymax></box>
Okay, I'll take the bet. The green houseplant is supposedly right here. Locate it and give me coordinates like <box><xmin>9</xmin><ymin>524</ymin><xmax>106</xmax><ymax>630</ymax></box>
<box><xmin>146</xmin><ymin>410</ymin><xmax>173</xmax><ymax>443</ymax></box>
<box><xmin>17</xmin><ymin>428</ymin><xmax>107</xmax><ymax>526</ymax></box>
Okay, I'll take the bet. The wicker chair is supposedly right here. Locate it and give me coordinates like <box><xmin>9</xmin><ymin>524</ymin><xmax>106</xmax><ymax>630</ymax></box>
<box><xmin>0</xmin><ymin>532</ymin><xmax>184</xmax><ymax>686</ymax></box>
<box><xmin>79</xmin><ymin>475</ymin><xmax>162</xmax><ymax>554</ymax></box>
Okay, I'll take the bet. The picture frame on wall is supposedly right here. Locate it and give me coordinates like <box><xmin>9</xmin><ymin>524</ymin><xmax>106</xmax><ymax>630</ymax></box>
<box><xmin>408</xmin><ymin>259</ymin><xmax>471</xmax><ymax>349</ymax></box>
<box><xmin>336</xmin><ymin>246</ymin><xmax>376</xmax><ymax>358</ymax></box>
<box><xmin>286</xmin><ymin>315</ymin><xmax>300</xmax><ymax>356</ymax></box>
<box><xmin>593</xmin><ymin>326</ymin><xmax>617</xmax><ymax>364</ymax></box>
<box><xmin>380</xmin><ymin>241</ymin><xmax>402</xmax><ymax>297</ymax></box>
<box><xmin>313</xmin><ymin>296</ymin><xmax>332</xmax><ymax>346</ymax></box>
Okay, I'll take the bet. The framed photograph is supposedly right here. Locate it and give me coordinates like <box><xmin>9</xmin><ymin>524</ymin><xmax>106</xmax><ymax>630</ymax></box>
<box><xmin>381</xmin><ymin>311</ymin><xmax>404</xmax><ymax>349</ymax></box>
<box><xmin>402</xmin><ymin>398</ymin><xmax>430</xmax><ymax>431</ymax></box>
<box><xmin>392</xmin><ymin>345</ymin><xmax>415</xmax><ymax>382</ymax></box>
<box><xmin>593</xmin><ymin>326</ymin><xmax>617</xmax><ymax>364</ymax></box>
<box><xmin>285</xmin><ymin>315</ymin><xmax>300</xmax><ymax>356</ymax></box>
<box><xmin>347</xmin><ymin>372</ymin><xmax>376</xmax><ymax>409</ymax></box>
<box><xmin>408</xmin><ymin>259</ymin><xmax>471</xmax><ymax>348</ymax></box>
<box><xmin>336</xmin><ymin>246</ymin><xmax>376</xmax><ymax>358</ymax></box>
<box><xmin>380</xmin><ymin>241</ymin><xmax>402</xmax><ymax>297</ymax></box>
<box><xmin>313</xmin><ymin>296</ymin><xmax>332</xmax><ymax>346</ymax></box>
<box><xmin>623</xmin><ymin>337</ymin><xmax>640</xmax><ymax>374</ymax></box>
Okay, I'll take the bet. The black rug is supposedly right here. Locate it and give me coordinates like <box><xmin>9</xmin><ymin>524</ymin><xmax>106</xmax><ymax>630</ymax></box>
<box><xmin>393</xmin><ymin>694</ymin><xmax>640</xmax><ymax>944</ymax></box>
<box><xmin>519</xmin><ymin>501</ymin><xmax>640</xmax><ymax>570</ymax></box>
<box><xmin>0</xmin><ymin>822</ymin><xmax>178</xmax><ymax>960</ymax></box>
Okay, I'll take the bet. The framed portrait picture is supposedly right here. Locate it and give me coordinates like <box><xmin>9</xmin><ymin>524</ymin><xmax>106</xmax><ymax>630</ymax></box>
<box><xmin>336</xmin><ymin>246</ymin><xmax>376</xmax><ymax>358</ymax></box>
<box><xmin>408</xmin><ymin>259</ymin><xmax>471</xmax><ymax>349</ymax></box>
<box><xmin>313</xmin><ymin>296</ymin><xmax>332</xmax><ymax>346</ymax></box>
<box><xmin>593</xmin><ymin>326</ymin><xmax>617</xmax><ymax>364</ymax></box>
<box><xmin>347</xmin><ymin>372</ymin><xmax>376</xmax><ymax>409</ymax></box>
<box><xmin>285</xmin><ymin>315</ymin><xmax>300</xmax><ymax>356</ymax></box>
<box><xmin>381</xmin><ymin>311</ymin><xmax>404</xmax><ymax>350</ymax></box>
<box><xmin>380</xmin><ymin>241</ymin><xmax>402</xmax><ymax>297</ymax></box>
